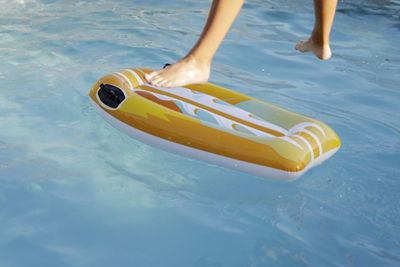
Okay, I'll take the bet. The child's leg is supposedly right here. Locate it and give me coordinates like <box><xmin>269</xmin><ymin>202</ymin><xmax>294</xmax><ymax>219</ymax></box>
<box><xmin>145</xmin><ymin>0</ymin><xmax>244</xmax><ymax>88</ymax></box>
<box><xmin>295</xmin><ymin>0</ymin><xmax>338</xmax><ymax>60</ymax></box>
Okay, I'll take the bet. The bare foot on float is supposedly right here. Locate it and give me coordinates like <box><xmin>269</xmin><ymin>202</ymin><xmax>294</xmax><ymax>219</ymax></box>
<box><xmin>144</xmin><ymin>56</ymin><xmax>211</xmax><ymax>88</ymax></box>
<box><xmin>295</xmin><ymin>38</ymin><xmax>332</xmax><ymax>60</ymax></box>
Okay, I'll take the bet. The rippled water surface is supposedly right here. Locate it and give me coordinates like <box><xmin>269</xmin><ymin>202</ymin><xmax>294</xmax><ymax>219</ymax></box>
<box><xmin>1</xmin><ymin>0</ymin><xmax>399</xmax><ymax>266</ymax></box>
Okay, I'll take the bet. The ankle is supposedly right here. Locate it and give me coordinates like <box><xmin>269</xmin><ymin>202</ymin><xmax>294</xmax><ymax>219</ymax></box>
<box><xmin>184</xmin><ymin>53</ymin><xmax>212</xmax><ymax>67</ymax></box>
<box><xmin>310</xmin><ymin>29</ymin><xmax>329</xmax><ymax>47</ymax></box>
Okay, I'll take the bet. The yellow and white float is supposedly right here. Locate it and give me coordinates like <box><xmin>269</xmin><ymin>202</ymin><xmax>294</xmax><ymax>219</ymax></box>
<box><xmin>89</xmin><ymin>68</ymin><xmax>340</xmax><ymax>181</ymax></box>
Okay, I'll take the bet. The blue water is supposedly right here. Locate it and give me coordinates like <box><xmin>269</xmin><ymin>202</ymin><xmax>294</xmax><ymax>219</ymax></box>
<box><xmin>1</xmin><ymin>0</ymin><xmax>399</xmax><ymax>266</ymax></box>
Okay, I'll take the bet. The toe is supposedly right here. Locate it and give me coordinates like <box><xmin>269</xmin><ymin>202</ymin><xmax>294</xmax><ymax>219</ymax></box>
<box><xmin>145</xmin><ymin>71</ymin><xmax>160</xmax><ymax>82</ymax></box>
<box><xmin>295</xmin><ymin>40</ymin><xmax>304</xmax><ymax>51</ymax></box>
<box><xmin>151</xmin><ymin>76</ymin><xmax>164</xmax><ymax>87</ymax></box>
<box><xmin>144</xmin><ymin>73</ymin><xmax>153</xmax><ymax>83</ymax></box>
<box><xmin>159</xmin><ymin>79</ymin><xmax>171</xmax><ymax>88</ymax></box>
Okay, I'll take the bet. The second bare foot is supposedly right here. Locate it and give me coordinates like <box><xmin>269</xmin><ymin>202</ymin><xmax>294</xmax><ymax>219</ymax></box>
<box><xmin>295</xmin><ymin>38</ymin><xmax>332</xmax><ymax>60</ymax></box>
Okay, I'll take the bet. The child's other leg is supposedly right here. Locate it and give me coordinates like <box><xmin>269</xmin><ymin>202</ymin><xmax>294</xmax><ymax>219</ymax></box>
<box><xmin>295</xmin><ymin>0</ymin><xmax>338</xmax><ymax>60</ymax></box>
<box><xmin>145</xmin><ymin>0</ymin><xmax>244</xmax><ymax>88</ymax></box>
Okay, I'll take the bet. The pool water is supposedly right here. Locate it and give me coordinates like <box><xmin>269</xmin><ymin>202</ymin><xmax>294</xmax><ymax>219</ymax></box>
<box><xmin>1</xmin><ymin>0</ymin><xmax>399</xmax><ymax>266</ymax></box>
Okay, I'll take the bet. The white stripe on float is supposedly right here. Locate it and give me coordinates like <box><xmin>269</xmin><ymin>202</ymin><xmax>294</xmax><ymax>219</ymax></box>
<box><xmin>298</xmin><ymin>129</ymin><xmax>323</xmax><ymax>157</ymax></box>
<box><xmin>138</xmin><ymin>82</ymin><xmax>290</xmax><ymax>136</ymax></box>
<box><xmin>292</xmin><ymin>134</ymin><xmax>314</xmax><ymax>161</ymax></box>
<box><xmin>114</xmin><ymin>72</ymin><xmax>133</xmax><ymax>90</ymax></box>
<box><xmin>133</xmin><ymin>88</ymin><xmax>271</xmax><ymax>138</ymax></box>
<box><xmin>111</xmin><ymin>73</ymin><xmax>129</xmax><ymax>87</ymax></box>
<box><xmin>290</xmin><ymin>122</ymin><xmax>326</xmax><ymax>137</ymax></box>
<box><xmin>125</xmin><ymin>69</ymin><xmax>144</xmax><ymax>86</ymax></box>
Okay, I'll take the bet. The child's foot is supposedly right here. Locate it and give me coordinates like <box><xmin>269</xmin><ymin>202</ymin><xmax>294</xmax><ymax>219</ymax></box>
<box><xmin>144</xmin><ymin>56</ymin><xmax>211</xmax><ymax>88</ymax></box>
<box><xmin>295</xmin><ymin>38</ymin><xmax>332</xmax><ymax>60</ymax></box>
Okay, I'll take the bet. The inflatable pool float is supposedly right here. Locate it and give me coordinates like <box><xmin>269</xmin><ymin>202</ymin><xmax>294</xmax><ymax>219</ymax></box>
<box><xmin>89</xmin><ymin>68</ymin><xmax>340</xmax><ymax>181</ymax></box>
